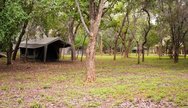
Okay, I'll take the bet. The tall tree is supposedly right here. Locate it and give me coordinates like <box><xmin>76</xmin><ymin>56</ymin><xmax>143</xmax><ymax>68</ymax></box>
<box><xmin>75</xmin><ymin>0</ymin><xmax>106</xmax><ymax>82</ymax></box>
<box><xmin>12</xmin><ymin>1</ymin><xmax>34</xmax><ymax>60</ymax></box>
<box><xmin>141</xmin><ymin>8</ymin><xmax>151</xmax><ymax>62</ymax></box>
<box><xmin>158</xmin><ymin>0</ymin><xmax>188</xmax><ymax>63</ymax></box>
<box><xmin>0</xmin><ymin>0</ymin><xmax>27</xmax><ymax>65</ymax></box>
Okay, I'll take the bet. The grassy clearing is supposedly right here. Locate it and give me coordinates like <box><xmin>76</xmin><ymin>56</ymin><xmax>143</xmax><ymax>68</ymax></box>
<box><xmin>0</xmin><ymin>54</ymin><xmax>188</xmax><ymax>107</ymax></box>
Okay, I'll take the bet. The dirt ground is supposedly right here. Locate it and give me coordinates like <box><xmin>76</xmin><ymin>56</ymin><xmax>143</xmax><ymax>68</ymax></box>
<box><xmin>0</xmin><ymin>56</ymin><xmax>187</xmax><ymax>108</ymax></box>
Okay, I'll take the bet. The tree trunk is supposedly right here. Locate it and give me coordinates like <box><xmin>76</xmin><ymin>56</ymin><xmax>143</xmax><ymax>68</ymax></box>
<box><xmin>142</xmin><ymin>45</ymin><xmax>145</xmax><ymax>62</ymax></box>
<box><xmin>75</xmin><ymin>0</ymin><xmax>105</xmax><ymax>82</ymax></box>
<box><xmin>137</xmin><ymin>43</ymin><xmax>141</xmax><ymax>64</ymax></box>
<box><xmin>24</xmin><ymin>32</ymin><xmax>29</xmax><ymax>62</ymax></box>
<box><xmin>173</xmin><ymin>45</ymin><xmax>179</xmax><ymax>63</ymax></box>
<box><xmin>183</xmin><ymin>41</ymin><xmax>186</xmax><ymax>59</ymax></box>
<box><xmin>125</xmin><ymin>48</ymin><xmax>129</xmax><ymax>58</ymax></box>
<box><xmin>158</xmin><ymin>43</ymin><xmax>162</xmax><ymax>59</ymax></box>
<box><xmin>169</xmin><ymin>44</ymin><xmax>173</xmax><ymax>59</ymax></box>
<box><xmin>125</xmin><ymin>39</ymin><xmax>132</xmax><ymax>58</ymax></box>
<box><xmin>81</xmin><ymin>35</ymin><xmax>87</xmax><ymax>62</ymax></box>
<box><xmin>6</xmin><ymin>43</ymin><xmax>13</xmax><ymax>65</ymax></box>
<box><xmin>68</xmin><ymin>19</ymin><xmax>76</xmax><ymax>61</ymax></box>
<box><xmin>122</xmin><ymin>41</ymin><xmax>126</xmax><ymax>58</ymax></box>
<box><xmin>141</xmin><ymin>8</ymin><xmax>151</xmax><ymax>62</ymax></box>
<box><xmin>113</xmin><ymin>32</ymin><xmax>118</xmax><ymax>60</ymax></box>
<box><xmin>85</xmin><ymin>34</ymin><xmax>96</xmax><ymax>82</ymax></box>
<box><xmin>12</xmin><ymin>20</ymin><xmax>29</xmax><ymax>60</ymax></box>
<box><xmin>100</xmin><ymin>34</ymin><xmax>103</xmax><ymax>55</ymax></box>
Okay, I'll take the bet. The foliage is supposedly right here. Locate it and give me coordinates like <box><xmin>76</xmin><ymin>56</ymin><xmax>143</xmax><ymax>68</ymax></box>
<box><xmin>75</xmin><ymin>30</ymin><xmax>88</xmax><ymax>49</ymax></box>
<box><xmin>146</xmin><ymin>27</ymin><xmax>160</xmax><ymax>48</ymax></box>
<box><xmin>0</xmin><ymin>0</ymin><xmax>27</xmax><ymax>50</ymax></box>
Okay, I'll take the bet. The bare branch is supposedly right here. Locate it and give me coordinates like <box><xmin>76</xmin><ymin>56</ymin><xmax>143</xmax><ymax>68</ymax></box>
<box><xmin>75</xmin><ymin>0</ymin><xmax>90</xmax><ymax>36</ymax></box>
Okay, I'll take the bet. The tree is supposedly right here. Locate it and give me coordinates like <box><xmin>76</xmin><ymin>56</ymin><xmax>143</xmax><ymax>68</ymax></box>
<box><xmin>75</xmin><ymin>0</ymin><xmax>106</xmax><ymax>82</ymax></box>
<box><xmin>0</xmin><ymin>0</ymin><xmax>27</xmax><ymax>65</ymax></box>
<box><xmin>141</xmin><ymin>7</ymin><xmax>151</xmax><ymax>62</ymax></box>
<box><xmin>158</xmin><ymin>0</ymin><xmax>188</xmax><ymax>63</ymax></box>
<box><xmin>145</xmin><ymin>28</ymin><xmax>159</xmax><ymax>56</ymax></box>
<box><xmin>12</xmin><ymin>0</ymin><xmax>34</xmax><ymax>60</ymax></box>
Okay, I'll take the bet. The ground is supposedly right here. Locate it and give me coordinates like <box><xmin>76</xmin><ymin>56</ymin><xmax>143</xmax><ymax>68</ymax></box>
<box><xmin>0</xmin><ymin>55</ymin><xmax>188</xmax><ymax>108</ymax></box>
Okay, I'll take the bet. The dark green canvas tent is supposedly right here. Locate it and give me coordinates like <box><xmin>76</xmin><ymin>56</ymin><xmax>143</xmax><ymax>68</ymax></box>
<box><xmin>19</xmin><ymin>37</ymin><xmax>71</xmax><ymax>62</ymax></box>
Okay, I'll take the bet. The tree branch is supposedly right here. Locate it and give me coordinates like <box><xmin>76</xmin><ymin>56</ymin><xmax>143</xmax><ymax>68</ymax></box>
<box><xmin>75</xmin><ymin>0</ymin><xmax>90</xmax><ymax>36</ymax></box>
<box><xmin>73</xmin><ymin>22</ymin><xmax>81</xmax><ymax>36</ymax></box>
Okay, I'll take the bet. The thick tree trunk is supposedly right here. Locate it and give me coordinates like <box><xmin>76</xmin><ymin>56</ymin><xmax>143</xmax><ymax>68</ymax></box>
<box><xmin>125</xmin><ymin>39</ymin><xmax>132</xmax><ymax>58</ymax></box>
<box><xmin>85</xmin><ymin>34</ymin><xmax>96</xmax><ymax>82</ymax></box>
<box><xmin>125</xmin><ymin>48</ymin><xmax>129</xmax><ymax>58</ymax></box>
<box><xmin>75</xmin><ymin>0</ymin><xmax>105</xmax><ymax>82</ymax></box>
<box><xmin>12</xmin><ymin>20</ymin><xmax>29</xmax><ymax>60</ymax></box>
<box><xmin>173</xmin><ymin>45</ymin><xmax>179</xmax><ymax>63</ymax></box>
<box><xmin>6</xmin><ymin>43</ymin><xmax>13</xmax><ymax>65</ymax></box>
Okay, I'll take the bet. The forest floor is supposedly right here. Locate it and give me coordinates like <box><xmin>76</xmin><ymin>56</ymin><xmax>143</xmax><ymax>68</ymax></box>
<box><xmin>0</xmin><ymin>55</ymin><xmax>188</xmax><ymax>108</ymax></box>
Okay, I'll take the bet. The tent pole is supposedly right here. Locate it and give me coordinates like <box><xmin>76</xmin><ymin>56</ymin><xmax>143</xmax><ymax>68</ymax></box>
<box><xmin>44</xmin><ymin>45</ymin><xmax>48</xmax><ymax>63</ymax></box>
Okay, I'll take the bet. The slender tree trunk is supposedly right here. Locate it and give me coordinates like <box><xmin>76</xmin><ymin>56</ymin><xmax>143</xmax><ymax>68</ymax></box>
<box><xmin>142</xmin><ymin>45</ymin><xmax>145</xmax><ymax>62</ymax></box>
<box><xmin>183</xmin><ymin>41</ymin><xmax>186</xmax><ymax>59</ymax></box>
<box><xmin>81</xmin><ymin>35</ymin><xmax>87</xmax><ymax>62</ymax></box>
<box><xmin>24</xmin><ymin>32</ymin><xmax>29</xmax><ymax>62</ymax></box>
<box><xmin>100</xmin><ymin>34</ymin><xmax>103</xmax><ymax>55</ymax></box>
<box><xmin>12</xmin><ymin>20</ymin><xmax>29</xmax><ymax>60</ymax></box>
<box><xmin>122</xmin><ymin>39</ymin><xmax>126</xmax><ymax>58</ymax></box>
<box><xmin>6</xmin><ymin>43</ymin><xmax>13</xmax><ymax>65</ymax></box>
<box><xmin>113</xmin><ymin>32</ymin><xmax>118</xmax><ymax>60</ymax></box>
<box><xmin>141</xmin><ymin>8</ymin><xmax>151</xmax><ymax>62</ymax></box>
<box><xmin>68</xmin><ymin>19</ymin><xmax>76</xmax><ymax>61</ymax></box>
<box><xmin>125</xmin><ymin>39</ymin><xmax>132</xmax><ymax>58</ymax></box>
<box><xmin>137</xmin><ymin>43</ymin><xmax>141</xmax><ymax>64</ymax></box>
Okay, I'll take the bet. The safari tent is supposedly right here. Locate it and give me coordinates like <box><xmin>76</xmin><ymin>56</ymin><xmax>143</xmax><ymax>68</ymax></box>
<box><xmin>19</xmin><ymin>37</ymin><xmax>71</xmax><ymax>62</ymax></box>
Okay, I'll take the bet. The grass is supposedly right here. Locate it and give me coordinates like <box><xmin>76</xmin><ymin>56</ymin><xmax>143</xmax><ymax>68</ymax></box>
<box><xmin>0</xmin><ymin>54</ymin><xmax>188</xmax><ymax>107</ymax></box>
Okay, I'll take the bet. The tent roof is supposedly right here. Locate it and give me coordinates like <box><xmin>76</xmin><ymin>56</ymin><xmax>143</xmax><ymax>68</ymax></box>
<box><xmin>0</xmin><ymin>53</ymin><xmax>7</xmax><ymax>58</ymax></box>
<box><xmin>19</xmin><ymin>37</ymin><xmax>71</xmax><ymax>49</ymax></box>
